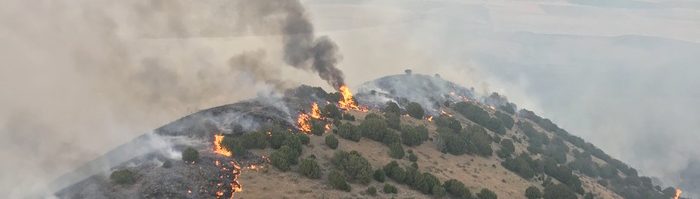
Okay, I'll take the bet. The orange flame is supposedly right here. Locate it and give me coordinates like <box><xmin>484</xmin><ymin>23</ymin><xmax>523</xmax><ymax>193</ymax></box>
<box><xmin>311</xmin><ymin>102</ymin><xmax>322</xmax><ymax>119</ymax></box>
<box><xmin>214</xmin><ymin>134</ymin><xmax>232</xmax><ymax>157</ymax></box>
<box><xmin>674</xmin><ymin>188</ymin><xmax>682</xmax><ymax>199</ymax></box>
<box><xmin>338</xmin><ymin>85</ymin><xmax>360</xmax><ymax>110</ymax></box>
<box><xmin>297</xmin><ymin>113</ymin><xmax>312</xmax><ymax>133</ymax></box>
<box><xmin>427</xmin><ymin>116</ymin><xmax>433</xmax><ymax>122</ymax></box>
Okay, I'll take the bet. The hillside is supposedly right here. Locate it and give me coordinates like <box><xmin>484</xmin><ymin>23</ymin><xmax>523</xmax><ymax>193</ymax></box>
<box><xmin>55</xmin><ymin>73</ymin><xmax>680</xmax><ymax>199</ymax></box>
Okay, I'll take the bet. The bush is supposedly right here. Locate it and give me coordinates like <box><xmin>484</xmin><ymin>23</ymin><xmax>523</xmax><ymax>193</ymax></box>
<box><xmin>438</xmin><ymin>130</ymin><xmax>467</xmax><ymax>155</ymax></box>
<box><xmin>525</xmin><ymin>186</ymin><xmax>542</xmax><ymax>199</ymax></box>
<box><xmin>268</xmin><ymin>130</ymin><xmax>287</xmax><ymax>149</ymax></box>
<box><xmin>323</xmin><ymin>104</ymin><xmax>342</xmax><ymax>120</ymax></box>
<box><xmin>495</xmin><ymin>111</ymin><xmax>514</xmax><ymax>129</ymax></box>
<box><xmin>374</xmin><ymin>169</ymin><xmax>386</xmax><ymax>182</ymax></box>
<box><xmin>433</xmin><ymin>185</ymin><xmax>447</xmax><ymax>198</ymax></box>
<box><xmin>389</xmin><ymin>143</ymin><xmax>405</xmax><ymax>159</ymax></box>
<box><xmin>435</xmin><ymin>115</ymin><xmax>461</xmax><ymax>132</ymax></box>
<box><xmin>464</xmin><ymin>125</ymin><xmax>494</xmax><ymax>157</ymax></box>
<box><xmin>497</xmin><ymin>139</ymin><xmax>515</xmax><ymax>158</ymax></box>
<box><xmin>406</xmin><ymin>102</ymin><xmax>425</xmax><ymax>119</ymax></box>
<box><xmin>384</xmin><ymin>161</ymin><xmax>406</xmax><ymax>182</ymax></box>
<box><xmin>110</xmin><ymin>169</ymin><xmax>137</xmax><ymax>185</ymax></box>
<box><xmin>311</xmin><ymin>119</ymin><xmax>326</xmax><ymax>136</ymax></box>
<box><xmin>337</xmin><ymin>122</ymin><xmax>361</xmax><ymax>142</ymax></box>
<box><xmin>383</xmin><ymin>131</ymin><xmax>401</xmax><ymax>145</ymax></box>
<box><xmin>384</xmin><ymin>112</ymin><xmax>401</xmax><ymax>130</ymax></box>
<box><xmin>329</xmin><ymin>170</ymin><xmax>351</xmax><ymax>192</ymax></box>
<box><xmin>325</xmin><ymin>134</ymin><xmax>339</xmax><ymax>149</ymax></box>
<box><xmin>299</xmin><ymin>158</ymin><xmax>322</xmax><ymax>179</ymax></box>
<box><xmin>331</xmin><ymin>151</ymin><xmax>373</xmax><ymax>184</ymax></box>
<box><xmin>477</xmin><ymin>188</ymin><xmax>498</xmax><ymax>199</ymax></box>
<box><xmin>443</xmin><ymin>179</ymin><xmax>471</xmax><ymax>198</ymax></box>
<box><xmin>501</xmin><ymin>154</ymin><xmax>538</xmax><ymax>179</ymax></box>
<box><xmin>453</xmin><ymin>102</ymin><xmax>506</xmax><ymax>135</ymax></box>
<box><xmin>342</xmin><ymin>113</ymin><xmax>355</xmax><ymax>121</ymax></box>
<box><xmin>366</xmin><ymin>186</ymin><xmax>377</xmax><ymax>196</ymax></box>
<box><xmin>240</xmin><ymin>131</ymin><xmax>268</xmax><ymax>149</ymax></box>
<box><xmin>408</xmin><ymin>152</ymin><xmax>418</xmax><ymax>162</ymax></box>
<box><xmin>359</xmin><ymin>115</ymin><xmax>390</xmax><ymax>142</ymax></box>
<box><xmin>161</xmin><ymin>160</ymin><xmax>172</xmax><ymax>168</ymax></box>
<box><xmin>298</xmin><ymin>133</ymin><xmax>310</xmax><ymax>145</ymax></box>
<box><xmin>401</xmin><ymin>125</ymin><xmax>429</xmax><ymax>146</ymax></box>
<box><xmin>383</xmin><ymin>184</ymin><xmax>398</xmax><ymax>194</ymax></box>
<box><xmin>543</xmin><ymin>184</ymin><xmax>577</xmax><ymax>199</ymax></box>
<box><xmin>383</xmin><ymin>101</ymin><xmax>401</xmax><ymax>115</ymax></box>
<box><xmin>181</xmin><ymin>147</ymin><xmax>199</xmax><ymax>163</ymax></box>
<box><xmin>270</xmin><ymin>145</ymin><xmax>300</xmax><ymax>171</ymax></box>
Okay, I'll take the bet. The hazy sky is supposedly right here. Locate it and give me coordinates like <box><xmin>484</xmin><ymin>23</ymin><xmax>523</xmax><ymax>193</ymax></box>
<box><xmin>1</xmin><ymin>0</ymin><xmax>699</xmax><ymax>198</ymax></box>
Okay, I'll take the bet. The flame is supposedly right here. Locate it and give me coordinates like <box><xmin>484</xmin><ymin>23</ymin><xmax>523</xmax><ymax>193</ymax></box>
<box><xmin>440</xmin><ymin>110</ymin><xmax>453</xmax><ymax>117</ymax></box>
<box><xmin>311</xmin><ymin>103</ymin><xmax>322</xmax><ymax>119</ymax></box>
<box><xmin>325</xmin><ymin>123</ymin><xmax>332</xmax><ymax>131</ymax></box>
<box><xmin>338</xmin><ymin>85</ymin><xmax>360</xmax><ymax>110</ymax></box>
<box><xmin>297</xmin><ymin>113</ymin><xmax>312</xmax><ymax>133</ymax></box>
<box><xmin>674</xmin><ymin>188</ymin><xmax>682</xmax><ymax>199</ymax></box>
<box><xmin>214</xmin><ymin>134</ymin><xmax>232</xmax><ymax>157</ymax></box>
<box><xmin>427</xmin><ymin>116</ymin><xmax>433</xmax><ymax>122</ymax></box>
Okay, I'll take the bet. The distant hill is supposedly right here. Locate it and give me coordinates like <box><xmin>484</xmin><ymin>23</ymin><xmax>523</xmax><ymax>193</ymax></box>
<box><xmin>55</xmin><ymin>73</ymin><xmax>680</xmax><ymax>199</ymax></box>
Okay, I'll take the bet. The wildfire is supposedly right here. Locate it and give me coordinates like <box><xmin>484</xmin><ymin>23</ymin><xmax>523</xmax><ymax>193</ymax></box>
<box><xmin>214</xmin><ymin>134</ymin><xmax>232</xmax><ymax>157</ymax></box>
<box><xmin>674</xmin><ymin>188</ymin><xmax>682</xmax><ymax>199</ymax></box>
<box><xmin>427</xmin><ymin>116</ymin><xmax>433</xmax><ymax>122</ymax></box>
<box><xmin>440</xmin><ymin>110</ymin><xmax>453</xmax><ymax>117</ymax></box>
<box><xmin>311</xmin><ymin>102</ymin><xmax>322</xmax><ymax>119</ymax></box>
<box><xmin>338</xmin><ymin>85</ymin><xmax>360</xmax><ymax>110</ymax></box>
<box><xmin>297</xmin><ymin>112</ymin><xmax>312</xmax><ymax>133</ymax></box>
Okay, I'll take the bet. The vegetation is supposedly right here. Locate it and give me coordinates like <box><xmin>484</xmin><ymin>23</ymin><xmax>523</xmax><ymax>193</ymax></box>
<box><xmin>495</xmin><ymin>111</ymin><xmax>514</xmax><ymax>129</ymax></box>
<box><xmin>525</xmin><ymin>186</ymin><xmax>542</xmax><ymax>199</ymax></box>
<box><xmin>181</xmin><ymin>147</ymin><xmax>199</xmax><ymax>163</ymax></box>
<box><xmin>497</xmin><ymin>138</ymin><xmax>515</xmax><ymax>158</ymax></box>
<box><xmin>328</xmin><ymin>170</ymin><xmax>351</xmax><ymax>192</ymax></box>
<box><xmin>443</xmin><ymin>179</ymin><xmax>472</xmax><ymax>198</ymax></box>
<box><xmin>323</xmin><ymin>104</ymin><xmax>342</xmax><ymax>120</ymax></box>
<box><xmin>110</xmin><ymin>169</ymin><xmax>137</xmax><ymax>185</ymax></box>
<box><xmin>359</xmin><ymin>114</ymin><xmax>390</xmax><ymax>142</ymax></box>
<box><xmin>384</xmin><ymin>112</ymin><xmax>401</xmax><ymax>130</ymax></box>
<box><xmin>477</xmin><ymin>188</ymin><xmax>498</xmax><ymax>199</ymax></box>
<box><xmin>240</xmin><ymin>131</ymin><xmax>268</xmax><ymax>149</ymax></box>
<box><xmin>453</xmin><ymin>102</ymin><xmax>506</xmax><ymax>134</ymax></box>
<box><xmin>331</xmin><ymin>151</ymin><xmax>373</xmax><ymax>184</ymax></box>
<box><xmin>383</xmin><ymin>183</ymin><xmax>398</xmax><ymax>194</ymax></box>
<box><xmin>337</xmin><ymin>122</ymin><xmax>361</xmax><ymax>142</ymax></box>
<box><xmin>373</xmin><ymin>169</ymin><xmax>386</xmax><ymax>182</ymax></box>
<box><xmin>383</xmin><ymin>101</ymin><xmax>401</xmax><ymax>115</ymax></box>
<box><xmin>325</xmin><ymin>134</ymin><xmax>339</xmax><ymax>149</ymax></box>
<box><xmin>310</xmin><ymin>119</ymin><xmax>326</xmax><ymax>136</ymax></box>
<box><xmin>434</xmin><ymin>115</ymin><xmax>461</xmax><ymax>132</ymax></box>
<box><xmin>543</xmin><ymin>184</ymin><xmax>577</xmax><ymax>199</ymax></box>
<box><xmin>298</xmin><ymin>133</ymin><xmax>310</xmax><ymax>145</ymax></box>
<box><xmin>299</xmin><ymin>158</ymin><xmax>322</xmax><ymax>179</ymax></box>
<box><xmin>366</xmin><ymin>186</ymin><xmax>377</xmax><ymax>196</ymax></box>
<box><xmin>270</xmin><ymin>145</ymin><xmax>300</xmax><ymax>172</ymax></box>
<box><xmin>408</xmin><ymin>151</ymin><xmax>418</xmax><ymax>162</ymax></box>
<box><xmin>389</xmin><ymin>142</ymin><xmax>405</xmax><ymax>159</ymax></box>
<box><xmin>400</xmin><ymin>125</ymin><xmax>429</xmax><ymax>146</ymax></box>
<box><xmin>501</xmin><ymin>153</ymin><xmax>539</xmax><ymax>179</ymax></box>
<box><xmin>406</xmin><ymin>102</ymin><xmax>425</xmax><ymax>119</ymax></box>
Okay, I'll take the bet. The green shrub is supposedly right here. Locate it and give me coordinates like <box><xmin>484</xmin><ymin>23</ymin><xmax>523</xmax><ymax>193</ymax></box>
<box><xmin>443</xmin><ymin>179</ymin><xmax>471</xmax><ymax>198</ymax></box>
<box><xmin>181</xmin><ymin>147</ymin><xmax>199</xmax><ymax>163</ymax></box>
<box><xmin>374</xmin><ymin>169</ymin><xmax>386</xmax><ymax>182</ymax></box>
<box><xmin>325</xmin><ymin>134</ymin><xmax>339</xmax><ymax>149</ymax></box>
<box><xmin>311</xmin><ymin>119</ymin><xmax>326</xmax><ymax>136</ymax></box>
<box><xmin>408</xmin><ymin>152</ymin><xmax>418</xmax><ymax>162</ymax></box>
<box><xmin>329</xmin><ymin>170</ymin><xmax>351</xmax><ymax>192</ymax></box>
<box><xmin>331</xmin><ymin>151</ymin><xmax>373</xmax><ymax>184</ymax></box>
<box><xmin>270</xmin><ymin>149</ymin><xmax>291</xmax><ymax>171</ymax></box>
<box><xmin>401</xmin><ymin>125</ymin><xmax>429</xmax><ymax>146</ymax></box>
<box><xmin>389</xmin><ymin>143</ymin><xmax>405</xmax><ymax>159</ymax></box>
<box><xmin>383</xmin><ymin>161</ymin><xmax>406</xmax><ymax>182</ymax></box>
<box><xmin>366</xmin><ymin>186</ymin><xmax>377</xmax><ymax>196</ymax></box>
<box><xmin>383</xmin><ymin>101</ymin><xmax>401</xmax><ymax>115</ymax></box>
<box><xmin>383</xmin><ymin>183</ymin><xmax>398</xmax><ymax>194</ymax></box>
<box><xmin>384</xmin><ymin>112</ymin><xmax>401</xmax><ymax>130</ymax></box>
<box><xmin>497</xmin><ymin>139</ymin><xmax>515</xmax><ymax>158</ymax></box>
<box><xmin>435</xmin><ymin>115</ymin><xmax>461</xmax><ymax>132</ymax></box>
<box><xmin>298</xmin><ymin>133</ymin><xmax>310</xmax><ymax>145</ymax></box>
<box><xmin>433</xmin><ymin>185</ymin><xmax>447</xmax><ymax>198</ymax></box>
<box><xmin>406</xmin><ymin>102</ymin><xmax>425</xmax><ymax>119</ymax></box>
<box><xmin>323</xmin><ymin>104</ymin><xmax>342</xmax><ymax>119</ymax></box>
<box><xmin>525</xmin><ymin>186</ymin><xmax>542</xmax><ymax>199</ymax></box>
<box><xmin>240</xmin><ymin>131</ymin><xmax>268</xmax><ymax>149</ymax></box>
<box><xmin>299</xmin><ymin>158</ymin><xmax>322</xmax><ymax>179</ymax></box>
<box><xmin>110</xmin><ymin>169</ymin><xmax>137</xmax><ymax>185</ymax></box>
<box><xmin>221</xmin><ymin>136</ymin><xmax>247</xmax><ymax>156</ymax></box>
<box><xmin>501</xmin><ymin>154</ymin><xmax>537</xmax><ymax>179</ymax></box>
<box><xmin>359</xmin><ymin>115</ymin><xmax>389</xmax><ymax>142</ymax></box>
<box><xmin>268</xmin><ymin>130</ymin><xmax>287</xmax><ymax>149</ymax></box>
<box><xmin>495</xmin><ymin>111</ymin><xmax>514</xmax><ymax>129</ymax></box>
<box><xmin>337</xmin><ymin>122</ymin><xmax>361</xmax><ymax>142</ymax></box>
<box><xmin>342</xmin><ymin>113</ymin><xmax>355</xmax><ymax>121</ymax></box>
<box><xmin>453</xmin><ymin>102</ymin><xmax>506</xmax><ymax>134</ymax></box>
<box><xmin>477</xmin><ymin>188</ymin><xmax>498</xmax><ymax>199</ymax></box>
<box><xmin>543</xmin><ymin>184</ymin><xmax>577</xmax><ymax>199</ymax></box>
